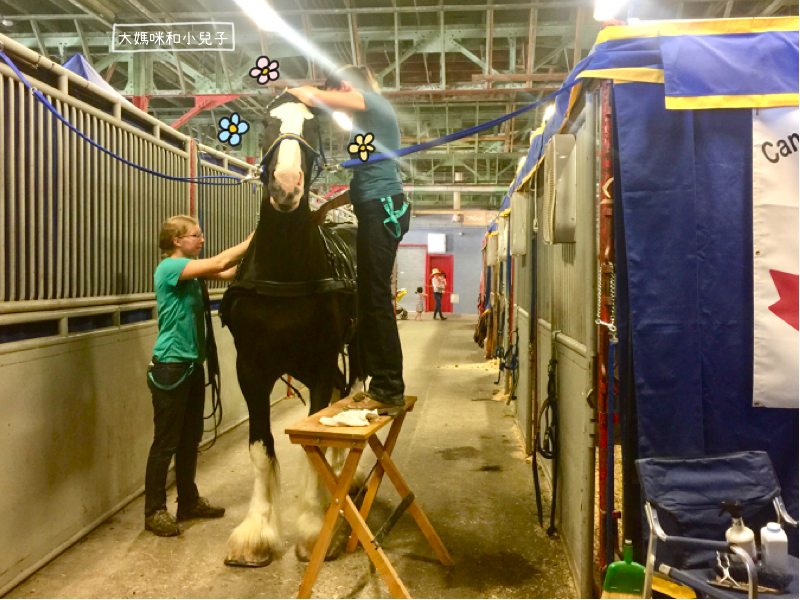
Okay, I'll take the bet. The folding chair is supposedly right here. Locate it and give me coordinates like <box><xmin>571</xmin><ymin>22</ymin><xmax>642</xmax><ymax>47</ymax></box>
<box><xmin>637</xmin><ymin>451</ymin><xmax>798</xmax><ymax>599</ymax></box>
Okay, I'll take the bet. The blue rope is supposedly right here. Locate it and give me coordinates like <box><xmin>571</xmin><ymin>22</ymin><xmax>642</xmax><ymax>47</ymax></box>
<box><xmin>341</xmin><ymin>80</ymin><xmax>580</xmax><ymax>169</ymax></box>
<box><xmin>0</xmin><ymin>50</ymin><xmax>243</xmax><ymax>186</ymax></box>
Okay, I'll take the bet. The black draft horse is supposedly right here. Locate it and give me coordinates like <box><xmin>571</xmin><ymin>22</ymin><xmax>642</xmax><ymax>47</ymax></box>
<box><xmin>220</xmin><ymin>95</ymin><xmax>360</xmax><ymax>567</ymax></box>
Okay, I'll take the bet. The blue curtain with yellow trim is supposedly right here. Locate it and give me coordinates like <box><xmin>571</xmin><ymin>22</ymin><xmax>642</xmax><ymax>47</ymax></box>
<box><xmin>613</xmin><ymin>81</ymin><xmax>798</xmax><ymax>552</ymax></box>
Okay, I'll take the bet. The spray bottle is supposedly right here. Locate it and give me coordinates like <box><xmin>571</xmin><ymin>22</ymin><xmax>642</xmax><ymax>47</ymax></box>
<box><xmin>720</xmin><ymin>500</ymin><xmax>758</xmax><ymax>560</ymax></box>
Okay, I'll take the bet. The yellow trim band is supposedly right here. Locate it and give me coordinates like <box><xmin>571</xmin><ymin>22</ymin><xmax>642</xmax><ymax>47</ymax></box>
<box><xmin>596</xmin><ymin>23</ymin><xmax>661</xmax><ymax>44</ymax></box>
<box><xmin>596</xmin><ymin>16</ymin><xmax>798</xmax><ymax>45</ymax></box>
<box><xmin>580</xmin><ymin>68</ymin><xmax>665</xmax><ymax>84</ymax></box>
<box><xmin>658</xmin><ymin>17</ymin><xmax>798</xmax><ymax>37</ymax></box>
<box><xmin>666</xmin><ymin>93</ymin><xmax>800</xmax><ymax>110</ymax></box>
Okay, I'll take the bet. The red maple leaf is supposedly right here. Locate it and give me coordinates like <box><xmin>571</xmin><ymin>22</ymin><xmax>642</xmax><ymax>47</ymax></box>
<box><xmin>768</xmin><ymin>270</ymin><xmax>799</xmax><ymax>331</ymax></box>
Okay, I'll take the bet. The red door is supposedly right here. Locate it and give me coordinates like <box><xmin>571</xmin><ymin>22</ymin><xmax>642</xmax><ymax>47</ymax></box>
<box><xmin>426</xmin><ymin>254</ymin><xmax>454</xmax><ymax>313</ymax></box>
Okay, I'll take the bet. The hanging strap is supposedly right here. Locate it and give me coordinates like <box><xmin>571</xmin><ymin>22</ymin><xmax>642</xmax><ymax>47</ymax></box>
<box><xmin>199</xmin><ymin>279</ymin><xmax>223</xmax><ymax>450</ymax></box>
<box><xmin>380</xmin><ymin>196</ymin><xmax>408</xmax><ymax>238</ymax></box>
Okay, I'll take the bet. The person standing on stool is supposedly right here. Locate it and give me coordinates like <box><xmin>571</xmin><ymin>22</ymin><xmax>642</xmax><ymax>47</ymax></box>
<box><xmin>431</xmin><ymin>268</ymin><xmax>447</xmax><ymax>320</ymax></box>
<box><xmin>288</xmin><ymin>65</ymin><xmax>410</xmax><ymax>416</ymax></box>
<box><xmin>144</xmin><ymin>215</ymin><xmax>252</xmax><ymax>537</ymax></box>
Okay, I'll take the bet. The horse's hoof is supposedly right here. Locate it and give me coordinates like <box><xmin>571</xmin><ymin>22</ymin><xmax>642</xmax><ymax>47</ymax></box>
<box><xmin>295</xmin><ymin>540</ymin><xmax>314</xmax><ymax>562</ymax></box>
<box><xmin>224</xmin><ymin>556</ymin><xmax>274</xmax><ymax>568</ymax></box>
<box><xmin>295</xmin><ymin>536</ymin><xmax>345</xmax><ymax>562</ymax></box>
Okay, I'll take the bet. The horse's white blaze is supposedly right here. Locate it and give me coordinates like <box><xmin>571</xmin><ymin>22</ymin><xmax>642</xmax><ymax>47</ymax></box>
<box><xmin>269</xmin><ymin>103</ymin><xmax>313</xmax><ymax>209</ymax></box>
<box><xmin>226</xmin><ymin>441</ymin><xmax>282</xmax><ymax>563</ymax></box>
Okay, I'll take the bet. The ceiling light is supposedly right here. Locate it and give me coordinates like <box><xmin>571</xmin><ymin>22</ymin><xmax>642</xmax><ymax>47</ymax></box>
<box><xmin>1</xmin><ymin>18</ymin><xmax>12</xmax><ymax>27</ymax></box>
<box><xmin>541</xmin><ymin>103</ymin><xmax>556</xmax><ymax>124</ymax></box>
<box><xmin>332</xmin><ymin>111</ymin><xmax>352</xmax><ymax>131</ymax></box>
<box><xmin>594</xmin><ymin>0</ymin><xmax>628</xmax><ymax>21</ymax></box>
<box><xmin>235</xmin><ymin>0</ymin><xmax>337</xmax><ymax>71</ymax></box>
<box><xmin>233</xmin><ymin>0</ymin><xmax>280</xmax><ymax>32</ymax></box>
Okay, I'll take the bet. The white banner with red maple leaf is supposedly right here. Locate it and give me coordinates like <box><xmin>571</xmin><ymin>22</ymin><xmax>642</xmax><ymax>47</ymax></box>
<box><xmin>752</xmin><ymin>107</ymin><xmax>799</xmax><ymax>408</ymax></box>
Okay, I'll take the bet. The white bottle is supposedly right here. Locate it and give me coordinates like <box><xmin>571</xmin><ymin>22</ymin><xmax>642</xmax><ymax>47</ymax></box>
<box><xmin>726</xmin><ymin>517</ymin><xmax>758</xmax><ymax>560</ymax></box>
<box><xmin>721</xmin><ymin>501</ymin><xmax>758</xmax><ymax>561</ymax></box>
<box><xmin>761</xmin><ymin>522</ymin><xmax>788</xmax><ymax>570</ymax></box>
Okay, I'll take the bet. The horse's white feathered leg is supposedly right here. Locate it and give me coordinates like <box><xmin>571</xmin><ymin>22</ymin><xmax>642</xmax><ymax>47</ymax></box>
<box><xmin>294</xmin><ymin>451</ymin><xmax>330</xmax><ymax>561</ymax></box>
<box><xmin>226</xmin><ymin>441</ymin><xmax>282</xmax><ymax>567</ymax></box>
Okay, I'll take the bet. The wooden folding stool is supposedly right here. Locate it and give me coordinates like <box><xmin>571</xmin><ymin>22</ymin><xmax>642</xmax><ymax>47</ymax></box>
<box><xmin>286</xmin><ymin>395</ymin><xmax>453</xmax><ymax>599</ymax></box>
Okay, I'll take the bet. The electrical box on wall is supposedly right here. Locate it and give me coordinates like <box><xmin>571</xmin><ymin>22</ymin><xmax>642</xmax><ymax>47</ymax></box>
<box><xmin>498</xmin><ymin>216</ymin><xmax>509</xmax><ymax>261</ymax></box>
<box><xmin>428</xmin><ymin>233</ymin><xmax>447</xmax><ymax>254</ymax></box>
<box><xmin>510</xmin><ymin>191</ymin><xmax>530</xmax><ymax>256</ymax></box>
<box><xmin>542</xmin><ymin>133</ymin><xmax>577</xmax><ymax>244</ymax></box>
<box><xmin>485</xmin><ymin>234</ymin><xmax>498</xmax><ymax>264</ymax></box>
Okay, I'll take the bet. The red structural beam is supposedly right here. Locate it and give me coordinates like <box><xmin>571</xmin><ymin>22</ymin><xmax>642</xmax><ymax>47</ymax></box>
<box><xmin>171</xmin><ymin>94</ymin><xmax>241</xmax><ymax>129</ymax></box>
<box><xmin>596</xmin><ymin>79</ymin><xmax>615</xmax><ymax>572</ymax></box>
<box><xmin>132</xmin><ymin>95</ymin><xmax>149</xmax><ymax>112</ymax></box>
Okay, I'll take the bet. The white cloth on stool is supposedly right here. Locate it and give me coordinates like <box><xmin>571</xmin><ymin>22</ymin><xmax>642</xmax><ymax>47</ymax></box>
<box><xmin>319</xmin><ymin>409</ymin><xmax>378</xmax><ymax>427</ymax></box>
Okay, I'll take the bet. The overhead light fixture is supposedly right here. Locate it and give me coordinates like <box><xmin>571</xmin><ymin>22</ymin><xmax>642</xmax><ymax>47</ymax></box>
<box><xmin>594</xmin><ymin>0</ymin><xmax>628</xmax><ymax>21</ymax></box>
<box><xmin>235</xmin><ymin>0</ymin><xmax>337</xmax><ymax>72</ymax></box>
<box><xmin>332</xmin><ymin>111</ymin><xmax>352</xmax><ymax>130</ymax></box>
<box><xmin>542</xmin><ymin>103</ymin><xmax>556</xmax><ymax>124</ymax></box>
<box><xmin>1</xmin><ymin>18</ymin><xmax>12</xmax><ymax>27</ymax></box>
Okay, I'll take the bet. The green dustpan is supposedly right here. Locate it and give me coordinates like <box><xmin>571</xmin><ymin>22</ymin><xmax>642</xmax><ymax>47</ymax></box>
<box><xmin>603</xmin><ymin>541</ymin><xmax>645</xmax><ymax>595</ymax></box>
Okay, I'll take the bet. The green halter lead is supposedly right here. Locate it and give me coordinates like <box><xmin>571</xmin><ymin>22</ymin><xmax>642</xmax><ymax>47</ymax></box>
<box><xmin>380</xmin><ymin>197</ymin><xmax>408</xmax><ymax>238</ymax></box>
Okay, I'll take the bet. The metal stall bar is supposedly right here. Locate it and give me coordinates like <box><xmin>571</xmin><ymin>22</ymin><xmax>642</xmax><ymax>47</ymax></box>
<box><xmin>39</xmin><ymin>96</ymin><xmax>47</xmax><ymax>299</ymax></box>
<box><xmin>20</xmin><ymin>80</ymin><xmax>28</xmax><ymax>300</ymax></box>
<box><xmin>0</xmin><ymin>76</ymin><xmax>5</xmax><ymax>301</ymax></box>
<box><xmin>91</xmin><ymin>115</ymin><xmax>99</xmax><ymax>297</ymax></box>
<box><xmin>68</xmin><ymin>105</ymin><xmax>76</xmax><ymax>298</ymax></box>
<box><xmin>28</xmin><ymin>83</ymin><xmax>36</xmax><ymax>299</ymax></box>
<box><xmin>55</xmin><ymin>97</ymin><xmax>65</xmax><ymax>299</ymax></box>
<box><xmin>596</xmin><ymin>79</ymin><xmax>615</xmax><ymax>571</ymax></box>
<box><xmin>9</xmin><ymin>78</ymin><xmax>17</xmax><ymax>300</ymax></box>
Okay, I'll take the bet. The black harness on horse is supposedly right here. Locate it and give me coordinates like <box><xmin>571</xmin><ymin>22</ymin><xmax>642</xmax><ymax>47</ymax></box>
<box><xmin>228</xmin><ymin>224</ymin><xmax>356</xmax><ymax>298</ymax></box>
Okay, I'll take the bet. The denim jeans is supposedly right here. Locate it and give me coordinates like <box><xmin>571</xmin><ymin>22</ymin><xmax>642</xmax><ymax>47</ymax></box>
<box><xmin>352</xmin><ymin>194</ymin><xmax>410</xmax><ymax>404</ymax></box>
<box><xmin>433</xmin><ymin>292</ymin><xmax>443</xmax><ymax>318</ymax></box>
<box><xmin>144</xmin><ymin>363</ymin><xmax>204</xmax><ymax>516</ymax></box>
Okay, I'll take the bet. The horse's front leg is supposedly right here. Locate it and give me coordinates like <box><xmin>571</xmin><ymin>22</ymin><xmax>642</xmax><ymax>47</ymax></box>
<box><xmin>225</xmin><ymin>366</ymin><xmax>282</xmax><ymax>567</ymax></box>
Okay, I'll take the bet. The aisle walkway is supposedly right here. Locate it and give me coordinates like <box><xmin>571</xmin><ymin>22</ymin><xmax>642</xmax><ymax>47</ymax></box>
<box><xmin>6</xmin><ymin>315</ymin><xmax>576</xmax><ymax>599</ymax></box>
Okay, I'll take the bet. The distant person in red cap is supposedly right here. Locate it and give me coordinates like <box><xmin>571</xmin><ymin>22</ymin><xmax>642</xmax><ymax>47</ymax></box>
<box><xmin>431</xmin><ymin>269</ymin><xmax>447</xmax><ymax>320</ymax></box>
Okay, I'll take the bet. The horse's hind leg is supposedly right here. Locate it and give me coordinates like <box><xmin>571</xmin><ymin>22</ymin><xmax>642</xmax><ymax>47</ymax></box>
<box><xmin>295</xmin><ymin>379</ymin><xmax>351</xmax><ymax>562</ymax></box>
<box><xmin>225</xmin><ymin>366</ymin><xmax>282</xmax><ymax>568</ymax></box>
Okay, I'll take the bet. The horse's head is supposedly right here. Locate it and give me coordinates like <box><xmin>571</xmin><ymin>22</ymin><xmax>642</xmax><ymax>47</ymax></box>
<box><xmin>260</xmin><ymin>95</ymin><xmax>320</xmax><ymax>212</ymax></box>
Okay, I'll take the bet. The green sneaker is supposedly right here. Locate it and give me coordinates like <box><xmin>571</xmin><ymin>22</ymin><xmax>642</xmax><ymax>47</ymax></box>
<box><xmin>144</xmin><ymin>510</ymin><xmax>180</xmax><ymax>537</ymax></box>
<box><xmin>177</xmin><ymin>497</ymin><xmax>225</xmax><ymax>521</ymax></box>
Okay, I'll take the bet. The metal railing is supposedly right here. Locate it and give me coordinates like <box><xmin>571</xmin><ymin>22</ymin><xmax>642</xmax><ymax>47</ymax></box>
<box><xmin>0</xmin><ymin>33</ymin><xmax>259</xmax><ymax>344</ymax></box>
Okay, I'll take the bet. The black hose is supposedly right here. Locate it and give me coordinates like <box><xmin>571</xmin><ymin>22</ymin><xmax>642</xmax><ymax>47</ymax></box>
<box><xmin>199</xmin><ymin>279</ymin><xmax>223</xmax><ymax>451</ymax></box>
<box><xmin>535</xmin><ymin>356</ymin><xmax>559</xmax><ymax>536</ymax></box>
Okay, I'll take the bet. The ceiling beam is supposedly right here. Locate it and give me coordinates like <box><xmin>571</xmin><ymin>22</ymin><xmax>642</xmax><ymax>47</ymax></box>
<box><xmin>30</xmin><ymin>21</ymin><xmax>48</xmax><ymax>58</ymax></box>
<box><xmin>74</xmin><ymin>19</ymin><xmax>91</xmax><ymax>64</ymax></box>
<box><xmin>62</xmin><ymin>0</ymin><xmax>113</xmax><ymax>27</ymax></box>
<box><xmin>473</xmin><ymin>73</ymin><xmax>568</xmax><ymax>82</ymax></box>
<box><xmin>385</xmin><ymin>86</ymin><xmax>558</xmax><ymax>97</ymax></box>
<box><xmin>761</xmin><ymin>0</ymin><xmax>791</xmax><ymax>15</ymax></box>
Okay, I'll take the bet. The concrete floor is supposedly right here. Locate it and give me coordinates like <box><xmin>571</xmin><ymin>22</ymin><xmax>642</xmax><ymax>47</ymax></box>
<box><xmin>5</xmin><ymin>315</ymin><xmax>577</xmax><ymax>599</ymax></box>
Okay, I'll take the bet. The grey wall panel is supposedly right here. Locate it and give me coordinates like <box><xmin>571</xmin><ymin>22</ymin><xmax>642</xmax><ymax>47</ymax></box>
<box><xmin>532</xmin><ymin>94</ymin><xmax>597</xmax><ymax>600</ymax></box>
<box><xmin>0</xmin><ymin>322</ymin><xmax>278</xmax><ymax>595</ymax></box>
<box><xmin>396</xmin><ymin>245</ymin><xmax>427</xmax><ymax>313</ymax></box>
<box><xmin>515</xmin><ymin>307</ymin><xmax>532</xmax><ymax>452</ymax></box>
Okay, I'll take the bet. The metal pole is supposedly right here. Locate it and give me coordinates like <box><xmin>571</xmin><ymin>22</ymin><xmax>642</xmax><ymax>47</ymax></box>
<box><xmin>596</xmin><ymin>79</ymin><xmax>615</xmax><ymax>572</ymax></box>
<box><xmin>0</xmin><ymin>77</ymin><xmax>5</xmax><ymax>301</ymax></box>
